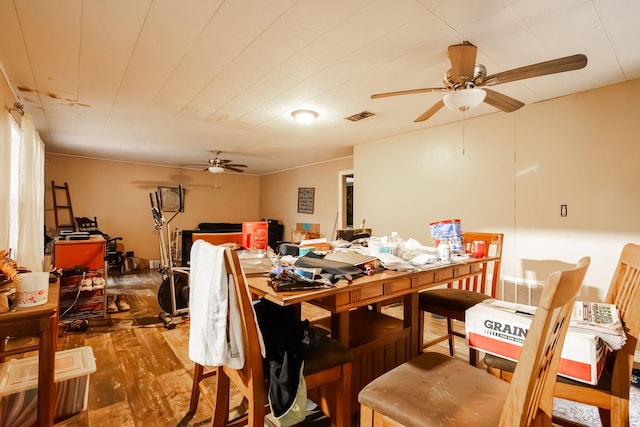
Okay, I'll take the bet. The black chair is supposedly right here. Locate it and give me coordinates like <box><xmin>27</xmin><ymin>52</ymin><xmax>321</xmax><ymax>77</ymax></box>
<box><xmin>75</xmin><ymin>216</ymin><xmax>124</xmax><ymax>274</ymax></box>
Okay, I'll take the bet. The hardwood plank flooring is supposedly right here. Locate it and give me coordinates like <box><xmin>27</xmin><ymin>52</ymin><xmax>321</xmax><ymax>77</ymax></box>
<box><xmin>42</xmin><ymin>271</ymin><xmax>639</xmax><ymax>426</ymax></box>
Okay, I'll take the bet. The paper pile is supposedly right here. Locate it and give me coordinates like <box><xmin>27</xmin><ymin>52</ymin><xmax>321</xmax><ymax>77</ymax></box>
<box><xmin>569</xmin><ymin>301</ymin><xmax>627</xmax><ymax>350</ymax></box>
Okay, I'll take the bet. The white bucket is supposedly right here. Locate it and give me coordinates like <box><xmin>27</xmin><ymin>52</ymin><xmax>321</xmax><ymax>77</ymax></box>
<box><xmin>16</xmin><ymin>272</ymin><xmax>49</xmax><ymax>307</ymax></box>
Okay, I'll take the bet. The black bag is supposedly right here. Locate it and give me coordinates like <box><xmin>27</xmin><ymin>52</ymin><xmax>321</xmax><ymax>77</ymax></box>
<box><xmin>293</xmin><ymin>252</ymin><xmax>365</xmax><ymax>282</ymax></box>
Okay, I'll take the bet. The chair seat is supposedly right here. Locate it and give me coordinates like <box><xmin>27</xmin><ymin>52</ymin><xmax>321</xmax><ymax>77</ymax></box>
<box><xmin>484</xmin><ymin>352</ymin><xmax>614</xmax><ymax>391</ymax></box>
<box><xmin>358</xmin><ymin>352</ymin><xmax>508</xmax><ymax>427</ymax></box>
<box><xmin>419</xmin><ymin>288</ymin><xmax>491</xmax><ymax>321</ymax></box>
<box><xmin>302</xmin><ymin>333</ymin><xmax>353</xmax><ymax>376</ymax></box>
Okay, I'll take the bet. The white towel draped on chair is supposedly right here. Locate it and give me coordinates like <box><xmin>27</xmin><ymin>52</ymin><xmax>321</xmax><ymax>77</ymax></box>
<box><xmin>188</xmin><ymin>240</ymin><xmax>244</xmax><ymax>369</ymax></box>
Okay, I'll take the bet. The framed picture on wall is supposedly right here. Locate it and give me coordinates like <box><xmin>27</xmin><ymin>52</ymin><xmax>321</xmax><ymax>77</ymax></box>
<box><xmin>158</xmin><ymin>186</ymin><xmax>184</xmax><ymax>212</ymax></box>
<box><xmin>297</xmin><ymin>187</ymin><xmax>315</xmax><ymax>214</ymax></box>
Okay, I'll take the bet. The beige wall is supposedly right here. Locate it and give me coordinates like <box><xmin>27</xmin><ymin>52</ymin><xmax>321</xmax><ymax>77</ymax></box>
<box><xmin>354</xmin><ymin>79</ymin><xmax>640</xmax><ymax>300</ymax></box>
<box><xmin>28</xmin><ymin>78</ymin><xmax>640</xmax><ymax>301</ymax></box>
<box><xmin>45</xmin><ymin>155</ymin><xmax>260</xmax><ymax>261</ymax></box>
<box><xmin>259</xmin><ymin>157</ymin><xmax>354</xmax><ymax>242</ymax></box>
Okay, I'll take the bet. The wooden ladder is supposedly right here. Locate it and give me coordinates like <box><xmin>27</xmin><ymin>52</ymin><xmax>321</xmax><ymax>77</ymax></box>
<box><xmin>51</xmin><ymin>181</ymin><xmax>76</xmax><ymax>234</ymax></box>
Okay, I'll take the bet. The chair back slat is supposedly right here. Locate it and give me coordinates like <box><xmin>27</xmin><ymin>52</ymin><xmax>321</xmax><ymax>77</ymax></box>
<box><xmin>500</xmin><ymin>257</ymin><xmax>590</xmax><ymax>427</ymax></box>
<box><xmin>601</xmin><ymin>243</ymin><xmax>640</xmax><ymax>408</ymax></box>
<box><xmin>607</xmin><ymin>243</ymin><xmax>640</xmax><ymax>336</ymax></box>
<box><xmin>451</xmin><ymin>232</ymin><xmax>503</xmax><ymax>298</ymax></box>
<box><xmin>221</xmin><ymin>248</ymin><xmax>267</xmax><ymax>425</ymax></box>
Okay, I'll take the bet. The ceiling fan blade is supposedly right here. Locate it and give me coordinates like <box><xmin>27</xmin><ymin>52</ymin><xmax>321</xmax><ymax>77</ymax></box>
<box><xmin>414</xmin><ymin>99</ymin><xmax>445</xmax><ymax>122</ymax></box>
<box><xmin>482</xmin><ymin>54</ymin><xmax>587</xmax><ymax>87</ymax></box>
<box><xmin>483</xmin><ymin>88</ymin><xmax>525</xmax><ymax>112</ymax></box>
<box><xmin>448</xmin><ymin>42</ymin><xmax>477</xmax><ymax>85</ymax></box>
<box><xmin>224</xmin><ymin>166</ymin><xmax>245</xmax><ymax>173</ymax></box>
<box><xmin>225</xmin><ymin>163</ymin><xmax>247</xmax><ymax>168</ymax></box>
<box><xmin>371</xmin><ymin>87</ymin><xmax>447</xmax><ymax>99</ymax></box>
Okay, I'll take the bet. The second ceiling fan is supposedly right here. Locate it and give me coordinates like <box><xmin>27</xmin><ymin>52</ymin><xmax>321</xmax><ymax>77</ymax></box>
<box><xmin>371</xmin><ymin>41</ymin><xmax>588</xmax><ymax>122</ymax></box>
<box><xmin>201</xmin><ymin>150</ymin><xmax>247</xmax><ymax>174</ymax></box>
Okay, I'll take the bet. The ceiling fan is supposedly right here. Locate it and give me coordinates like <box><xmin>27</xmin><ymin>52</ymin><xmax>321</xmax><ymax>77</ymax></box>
<box><xmin>371</xmin><ymin>41</ymin><xmax>587</xmax><ymax>122</ymax></box>
<box><xmin>199</xmin><ymin>150</ymin><xmax>247</xmax><ymax>174</ymax></box>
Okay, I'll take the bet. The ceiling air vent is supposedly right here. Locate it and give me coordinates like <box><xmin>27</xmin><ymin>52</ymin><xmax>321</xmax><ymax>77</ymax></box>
<box><xmin>345</xmin><ymin>111</ymin><xmax>375</xmax><ymax>122</ymax></box>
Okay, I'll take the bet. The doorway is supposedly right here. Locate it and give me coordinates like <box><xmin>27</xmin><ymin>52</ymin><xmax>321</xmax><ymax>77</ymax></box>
<box><xmin>338</xmin><ymin>170</ymin><xmax>354</xmax><ymax>230</ymax></box>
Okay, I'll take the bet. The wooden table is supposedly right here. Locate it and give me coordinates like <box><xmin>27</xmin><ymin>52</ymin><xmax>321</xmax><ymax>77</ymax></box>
<box><xmin>0</xmin><ymin>280</ymin><xmax>60</xmax><ymax>427</ymax></box>
<box><xmin>247</xmin><ymin>256</ymin><xmax>497</xmax><ymax>410</ymax></box>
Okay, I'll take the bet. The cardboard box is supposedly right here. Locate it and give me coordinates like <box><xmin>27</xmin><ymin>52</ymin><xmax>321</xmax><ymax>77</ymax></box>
<box><xmin>299</xmin><ymin>238</ymin><xmax>332</xmax><ymax>252</ymax></box>
<box><xmin>0</xmin><ymin>346</ymin><xmax>96</xmax><ymax>426</ymax></box>
<box><xmin>466</xmin><ymin>301</ymin><xmax>606</xmax><ymax>385</ymax></box>
<box><xmin>292</xmin><ymin>223</ymin><xmax>320</xmax><ymax>243</ymax></box>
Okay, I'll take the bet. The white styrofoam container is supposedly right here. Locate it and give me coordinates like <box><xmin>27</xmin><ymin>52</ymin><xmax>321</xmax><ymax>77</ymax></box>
<box><xmin>0</xmin><ymin>346</ymin><xmax>96</xmax><ymax>426</ymax></box>
<box><xmin>466</xmin><ymin>302</ymin><xmax>606</xmax><ymax>385</ymax></box>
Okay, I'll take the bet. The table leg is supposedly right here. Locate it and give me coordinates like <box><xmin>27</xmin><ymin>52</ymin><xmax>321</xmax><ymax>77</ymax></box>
<box><xmin>404</xmin><ymin>293</ymin><xmax>420</xmax><ymax>357</ymax></box>
<box><xmin>330</xmin><ymin>311</ymin><xmax>349</xmax><ymax>346</ymax></box>
<box><xmin>37</xmin><ymin>314</ymin><xmax>56</xmax><ymax>427</ymax></box>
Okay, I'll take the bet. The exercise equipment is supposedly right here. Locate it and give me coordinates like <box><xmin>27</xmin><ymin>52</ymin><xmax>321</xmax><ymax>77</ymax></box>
<box><xmin>150</xmin><ymin>185</ymin><xmax>189</xmax><ymax>329</ymax></box>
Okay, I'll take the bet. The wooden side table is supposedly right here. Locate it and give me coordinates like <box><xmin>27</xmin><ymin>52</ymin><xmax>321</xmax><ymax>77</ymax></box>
<box><xmin>0</xmin><ymin>280</ymin><xmax>60</xmax><ymax>427</ymax></box>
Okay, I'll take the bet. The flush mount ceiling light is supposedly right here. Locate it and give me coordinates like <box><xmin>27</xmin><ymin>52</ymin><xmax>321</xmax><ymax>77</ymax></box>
<box><xmin>443</xmin><ymin>88</ymin><xmax>486</xmax><ymax>112</ymax></box>
<box><xmin>291</xmin><ymin>109</ymin><xmax>318</xmax><ymax>125</ymax></box>
<box><xmin>208</xmin><ymin>165</ymin><xmax>225</xmax><ymax>174</ymax></box>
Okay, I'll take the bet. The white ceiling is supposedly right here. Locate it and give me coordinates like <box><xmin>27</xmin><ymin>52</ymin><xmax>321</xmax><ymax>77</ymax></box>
<box><xmin>1</xmin><ymin>0</ymin><xmax>638</xmax><ymax>175</ymax></box>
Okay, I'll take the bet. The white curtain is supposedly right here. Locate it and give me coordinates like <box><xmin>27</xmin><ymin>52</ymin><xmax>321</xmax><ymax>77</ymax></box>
<box><xmin>16</xmin><ymin>114</ymin><xmax>45</xmax><ymax>272</ymax></box>
<box><xmin>0</xmin><ymin>111</ymin><xmax>11</xmax><ymax>250</ymax></box>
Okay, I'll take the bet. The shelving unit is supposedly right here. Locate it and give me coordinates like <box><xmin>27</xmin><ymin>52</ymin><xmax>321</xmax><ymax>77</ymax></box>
<box><xmin>54</xmin><ymin>235</ymin><xmax>107</xmax><ymax>319</ymax></box>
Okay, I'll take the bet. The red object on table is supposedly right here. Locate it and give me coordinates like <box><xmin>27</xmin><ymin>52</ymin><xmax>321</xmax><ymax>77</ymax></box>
<box><xmin>471</xmin><ymin>240</ymin><xmax>486</xmax><ymax>258</ymax></box>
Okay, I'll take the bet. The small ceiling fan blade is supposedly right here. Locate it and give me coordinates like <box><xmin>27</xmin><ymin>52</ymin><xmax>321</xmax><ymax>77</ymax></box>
<box><xmin>414</xmin><ymin>99</ymin><xmax>445</xmax><ymax>122</ymax></box>
<box><xmin>225</xmin><ymin>163</ymin><xmax>247</xmax><ymax>168</ymax></box>
<box><xmin>371</xmin><ymin>87</ymin><xmax>447</xmax><ymax>99</ymax></box>
<box><xmin>224</xmin><ymin>166</ymin><xmax>245</xmax><ymax>173</ymax></box>
<box><xmin>180</xmin><ymin>163</ymin><xmax>208</xmax><ymax>167</ymax></box>
<box><xmin>483</xmin><ymin>88</ymin><xmax>525</xmax><ymax>112</ymax></box>
<box><xmin>482</xmin><ymin>54</ymin><xmax>587</xmax><ymax>87</ymax></box>
<box><xmin>448</xmin><ymin>42</ymin><xmax>477</xmax><ymax>85</ymax></box>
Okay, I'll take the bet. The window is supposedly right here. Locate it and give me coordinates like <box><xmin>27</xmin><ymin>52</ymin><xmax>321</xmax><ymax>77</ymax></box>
<box><xmin>8</xmin><ymin>118</ymin><xmax>21</xmax><ymax>256</ymax></box>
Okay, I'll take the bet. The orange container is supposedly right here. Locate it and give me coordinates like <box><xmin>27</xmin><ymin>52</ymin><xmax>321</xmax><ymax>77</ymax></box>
<box><xmin>54</xmin><ymin>236</ymin><xmax>106</xmax><ymax>270</ymax></box>
<box><xmin>242</xmin><ymin>222</ymin><xmax>268</xmax><ymax>250</ymax></box>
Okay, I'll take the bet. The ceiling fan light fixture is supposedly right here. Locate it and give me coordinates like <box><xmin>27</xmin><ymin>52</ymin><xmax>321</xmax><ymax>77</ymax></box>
<box><xmin>291</xmin><ymin>109</ymin><xmax>318</xmax><ymax>125</ymax></box>
<box><xmin>443</xmin><ymin>88</ymin><xmax>486</xmax><ymax>112</ymax></box>
<box><xmin>208</xmin><ymin>165</ymin><xmax>225</xmax><ymax>174</ymax></box>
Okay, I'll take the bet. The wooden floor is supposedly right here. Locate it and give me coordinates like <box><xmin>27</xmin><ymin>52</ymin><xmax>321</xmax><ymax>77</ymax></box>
<box><xmin>38</xmin><ymin>270</ymin><xmax>639</xmax><ymax>427</ymax></box>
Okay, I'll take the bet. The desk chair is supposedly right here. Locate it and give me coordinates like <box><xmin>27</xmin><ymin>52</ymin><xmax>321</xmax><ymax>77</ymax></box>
<box><xmin>486</xmin><ymin>243</ymin><xmax>640</xmax><ymax>427</ymax></box>
<box><xmin>188</xmin><ymin>247</ymin><xmax>352</xmax><ymax>426</ymax></box>
<box><xmin>358</xmin><ymin>256</ymin><xmax>590</xmax><ymax>427</ymax></box>
<box><xmin>419</xmin><ymin>232</ymin><xmax>503</xmax><ymax>365</ymax></box>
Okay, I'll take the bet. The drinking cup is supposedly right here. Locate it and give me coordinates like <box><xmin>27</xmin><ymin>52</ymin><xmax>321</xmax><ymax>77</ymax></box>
<box><xmin>471</xmin><ymin>241</ymin><xmax>486</xmax><ymax>258</ymax></box>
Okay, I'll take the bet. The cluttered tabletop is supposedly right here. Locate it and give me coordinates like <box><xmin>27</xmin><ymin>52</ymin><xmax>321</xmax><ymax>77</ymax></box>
<box><xmin>244</xmin><ymin>225</ymin><xmax>495</xmax><ymax>309</ymax></box>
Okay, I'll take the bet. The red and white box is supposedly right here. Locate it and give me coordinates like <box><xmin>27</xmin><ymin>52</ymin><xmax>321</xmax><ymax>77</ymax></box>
<box><xmin>466</xmin><ymin>300</ymin><xmax>606</xmax><ymax>385</ymax></box>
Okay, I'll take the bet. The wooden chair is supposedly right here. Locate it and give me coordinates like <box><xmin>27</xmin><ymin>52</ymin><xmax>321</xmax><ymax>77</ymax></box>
<box><xmin>358</xmin><ymin>256</ymin><xmax>590</xmax><ymax>427</ymax></box>
<box><xmin>486</xmin><ymin>243</ymin><xmax>640</xmax><ymax>427</ymax></box>
<box><xmin>419</xmin><ymin>232</ymin><xmax>503</xmax><ymax>365</ymax></box>
<box><xmin>188</xmin><ymin>246</ymin><xmax>353</xmax><ymax>427</ymax></box>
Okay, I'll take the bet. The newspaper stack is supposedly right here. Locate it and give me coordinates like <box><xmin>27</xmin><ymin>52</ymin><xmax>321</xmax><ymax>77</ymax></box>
<box><xmin>570</xmin><ymin>301</ymin><xmax>627</xmax><ymax>350</ymax></box>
